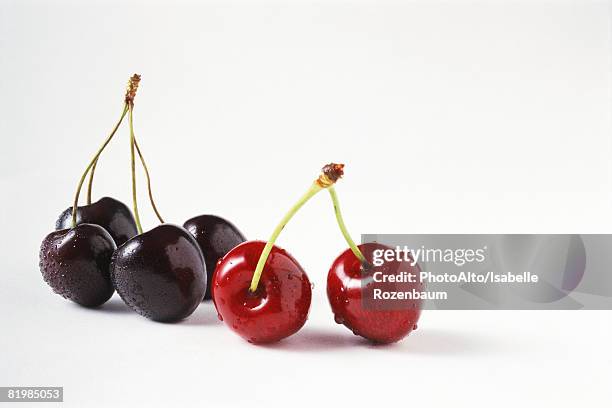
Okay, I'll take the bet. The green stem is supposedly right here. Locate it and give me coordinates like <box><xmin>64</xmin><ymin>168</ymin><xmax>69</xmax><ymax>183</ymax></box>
<box><xmin>86</xmin><ymin>159</ymin><xmax>98</xmax><ymax>205</ymax></box>
<box><xmin>133</xmin><ymin>137</ymin><xmax>165</xmax><ymax>224</ymax></box>
<box><xmin>328</xmin><ymin>186</ymin><xmax>366</xmax><ymax>263</ymax></box>
<box><xmin>128</xmin><ymin>105</ymin><xmax>143</xmax><ymax>234</ymax></box>
<box><xmin>71</xmin><ymin>104</ymin><xmax>129</xmax><ymax>227</ymax></box>
<box><xmin>86</xmin><ymin>106</ymin><xmax>129</xmax><ymax>204</ymax></box>
<box><xmin>249</xmin><ymin>182</ymin><xmax>323</xmax><ymax>292</ymax></box>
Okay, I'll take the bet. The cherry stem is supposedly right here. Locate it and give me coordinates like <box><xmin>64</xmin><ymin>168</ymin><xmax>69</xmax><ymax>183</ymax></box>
<box><xmin>249</xmin><ymin>182</ymin><xmax>323</xmax><ymax>292</ymax></box>
<box><xmin>327</xmin><ymin>186</ymin><xmax>366</xmax><ymax>264</ymax></box>
<box><xmin>71</xmin><ymin>103</ymin><xmax>129</xmax><ymax>228</ymax></box>
<box><xmin>133</xmin><ymin>136</ymin><xmax>165</xmax><ymax>224</ymax></box>
<box><xmin>87</xmin><ymin>160</ymin><xmax>98</xmax><ymax>204</ymax></box>
<box><xmin>86</xmin><ymin>106</ymin><xmax>129</xmax><ymax>204</ymax></box>
<box><xmin>249</xmin><ymin>163</ymin><xmax>347</xmax><ymax>292</ymax></box>
<box><xmin>128</xmin><ymin>105</ymin><xmax>144</xmax><ymax>234</ymax></box>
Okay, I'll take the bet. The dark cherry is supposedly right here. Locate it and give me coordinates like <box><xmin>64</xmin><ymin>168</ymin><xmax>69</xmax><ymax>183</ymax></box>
<box><xmin>183</xmin><ymin>214</ymin><xmax>246</xmax><ymax>300</ymax></box>
<box><xmin>212</xmin><ymin>240</ymin><xmax>311</xmax><ymax>344</ymax></box>
<box><xmin>55</xmin><ymin>196</ymin><xmax>138</xmax><ymax>246</ymax></box>
<box><xmin>327</xmin><ymin>243</ymin><xmax>422</xmax><ymax>344</ymax></box>
<box><xmin>110</xmin><ymin>224</ymin><xmax>207</xmax><ymax>322</ymax></box>
<box><xmin>39</xmin><ymin>224</ymin><xmax>116</xmax><ymax>307</ymax></box>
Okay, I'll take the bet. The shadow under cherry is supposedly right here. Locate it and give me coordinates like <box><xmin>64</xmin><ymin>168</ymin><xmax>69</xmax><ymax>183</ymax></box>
<box><xmin>261</xmin><ymin>326</ymin><xmax>505</xmax><ymax>355</ymax></box>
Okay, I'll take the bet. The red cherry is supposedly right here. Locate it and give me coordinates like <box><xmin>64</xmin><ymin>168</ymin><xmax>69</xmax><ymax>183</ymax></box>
<box><xmin>327</xmin><ymin>243</ymin><xmax>422</xmax><ymax>344</ymax></box>
<box><xmin>212</xmin><ymin>240</ymin><xmax>312</xmax><ymax>344</ymax></box>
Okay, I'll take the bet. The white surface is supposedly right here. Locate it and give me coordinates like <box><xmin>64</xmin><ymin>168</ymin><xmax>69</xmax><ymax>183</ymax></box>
<box><xmin>1</xmin><ymin>0</ymin><xmax>611</xmax><ymax>407</ymax></box>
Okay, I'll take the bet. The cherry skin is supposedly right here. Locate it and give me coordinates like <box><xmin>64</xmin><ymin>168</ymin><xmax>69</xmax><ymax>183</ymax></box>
<box><xmin>55</xmin><ymin>196</ymin><xmax>138</xmax><ymax>246</ymax></box>
<box><xmin>327</xmin><ymin>243</ymin><xmax>423</xmax><ymax>344</ymax></box>
<box><xmin>39</xmin><ymin>224</ymin><xmax>116</xmax><ymax>307</ymax></box>
<box><xmin>110</xmin><ymin>224</ymin><xmax>207</xmax><ymax>322</ymax></box>
<box><xmin>183</xmin><ymin>214</ymin><xmax>246</xmax><ymax>300</ymax></box>
<box><xmin>212</xmin><ymin>240</ymin><xmax>312</xmax><ymax>344</ymax></box>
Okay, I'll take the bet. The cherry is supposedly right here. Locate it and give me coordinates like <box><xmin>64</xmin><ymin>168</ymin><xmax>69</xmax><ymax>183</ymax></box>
<box><xmin>55</xmin><ymin>196</ymin><xmax>137</xmax><ymax>246</ymax></box>
<box><xmin>39</xmin><ymin>224</ymin><xmax>116</xmax><ymax>307</ymax></box>
<box><xmin>110</xmin><ymin>224</ymin><xmax>206</xmax><ymax>322</ymax></box>
<box><xmin>322</xmin><ymin>176</ymin><xmax>423</xmax><ymax>344</ymax></box>
<box><xmin>108</xmin><ymin>75</ymin><xmax>207</xmax><ymax>322</ymax></box>
<box><xmin>38</xmin><ymin>76</ymin><xmax>139</xmax><ymax>307</ymax></box>
<box><xmin>211</xmin><ymin>163</ymin><xmax>345</xmax><ymax>344</ymax></box>
<box><xmin>213</xmin><ymin>241</ymin><xmax>311</xmax><ymax>343</ymax></box>
<box><xmin>327</xmin><ymin>243</ymin><xmax>422</xmax><ymax>344</ymax></box>
<box><xmin>184</xmin><ymin>215</ymin><xmax>246</xmax><ymax>300</ymax></box>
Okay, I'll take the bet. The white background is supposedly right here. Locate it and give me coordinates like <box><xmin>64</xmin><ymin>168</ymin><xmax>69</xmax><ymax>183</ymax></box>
<box><xmin>1</xmin><ymin>0</ymin><xmax>611</xmax><ymax>406</ymax></box>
